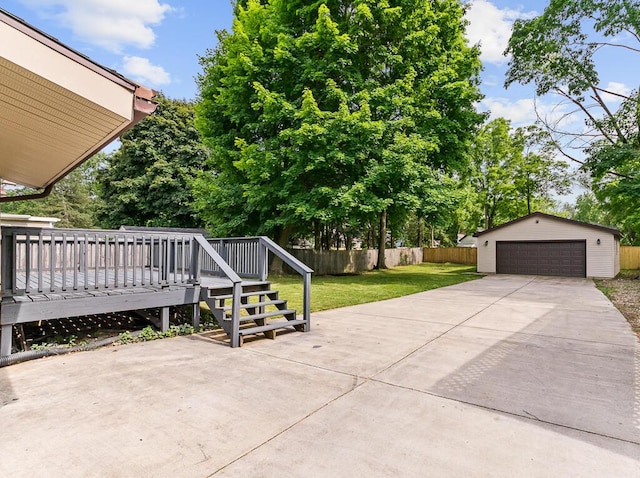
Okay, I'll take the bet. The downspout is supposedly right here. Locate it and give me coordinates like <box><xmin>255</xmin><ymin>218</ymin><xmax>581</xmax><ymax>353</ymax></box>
<box><xmin>0</xmin><ymin>183</ymin><xmax>55</xmax><ymax>203</ymax></box>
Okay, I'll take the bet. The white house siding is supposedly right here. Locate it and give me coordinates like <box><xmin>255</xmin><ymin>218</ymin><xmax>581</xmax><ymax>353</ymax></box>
<box><xmin>477</xmin><ymin>215</ymin><xmax>618</xmax><ymax>278</ymax></box>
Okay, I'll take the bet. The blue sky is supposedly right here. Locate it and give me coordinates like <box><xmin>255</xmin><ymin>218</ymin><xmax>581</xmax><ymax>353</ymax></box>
<box><xmin>3</xmin><ymin>0</ymin><xmax>636</xmax><ymax>148</ymax></box>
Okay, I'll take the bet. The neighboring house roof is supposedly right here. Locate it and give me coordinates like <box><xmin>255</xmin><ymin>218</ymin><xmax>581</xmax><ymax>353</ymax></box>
<box><xmin>0</xmin><ymin>8</ymin><xmax>157</xmax><ymax>193</ymax></box>
<box><xmin>0</xmin><ymin>212</ymin><xmax>59</xmax><ymax>228</ymax></box>
<box><xmin>473</xmin><ymin>212</ymin><xmax>622</xmax><ymax>238</ymax></box>
<box><xmin>456</xmin><ymin>234</ymin><xmax>477</xmax><ymax>247</ymax></box>
<box><xmin>119</xmin><ymin>226</ymin><xmax>211</xmax><ymax>237</ymax></box>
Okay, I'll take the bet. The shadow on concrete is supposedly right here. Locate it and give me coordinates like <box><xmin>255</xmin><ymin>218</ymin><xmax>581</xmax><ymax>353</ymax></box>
<box><xmin>428</xmin><ymin>307</ymin><xmax>640</xmax><ymax>459</ymax></box>
<box><xmin>0</xmin><ymin>367</ymin><xmax>16</xmax><ymax>409</ymax></box>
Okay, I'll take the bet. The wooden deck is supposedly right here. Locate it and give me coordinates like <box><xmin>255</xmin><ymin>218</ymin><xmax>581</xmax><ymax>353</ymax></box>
<box><xmin>1</xmin><ymin>228</ymin><xmax>313</xmax><ymax>354</ymax></box>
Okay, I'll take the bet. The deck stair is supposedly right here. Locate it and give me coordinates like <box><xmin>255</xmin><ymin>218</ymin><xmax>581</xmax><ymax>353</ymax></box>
<box><xmin>202</xmin><ymin>282</ymin><xmax>306</xmax><ymax>346</ymax></box>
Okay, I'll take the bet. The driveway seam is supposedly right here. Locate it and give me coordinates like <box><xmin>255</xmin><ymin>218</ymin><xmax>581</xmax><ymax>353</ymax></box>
<box><xmin>206</xmin><ymin>377</ymin><xmax>370</xmax><ymax>476</ymax></box>
<box><xmin>370</xmin><ymin>276</ymin><xmax>539</xmax><ymax>380</ymax></box>
<box><xmin>367</xmin><ymin>377</ymin><xmax>640</xmax><ymax>446</ymax></box>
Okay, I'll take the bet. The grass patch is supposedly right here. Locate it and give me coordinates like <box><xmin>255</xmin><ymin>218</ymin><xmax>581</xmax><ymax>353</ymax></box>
<box><xmin>272</xmin><ymin>262</ymin><xmax>480</xmax><ymax>313</ymax></box>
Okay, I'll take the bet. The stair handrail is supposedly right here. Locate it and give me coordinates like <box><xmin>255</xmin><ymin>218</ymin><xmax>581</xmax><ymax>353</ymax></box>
<box><xmin>258</xmin><ymin>236</ymin><xmax>313</xmax><ymax>276</ymax></box>
<box><xmin>258</xmin><ymin>236</ymin><xmax>313</xmax><ymax>331</ymax></box>
<box><xmin>193</xmin><ymin>235</ymin><xmax>243</xmax><ymax>347</ymax></box>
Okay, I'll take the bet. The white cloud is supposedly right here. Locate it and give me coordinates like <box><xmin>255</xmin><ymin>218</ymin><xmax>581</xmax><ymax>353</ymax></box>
<box><xmin>122</xmin><ymin>56</ymin><xmax>171</xmax><ymax>86</ymax></box>
<box><xmin>465</xmin><ymin>0</ymin><xmax>536</xmax><ymax>65</ymax></box>
<box><xmin>600</xmin><ymin>81</ymin><xmax>632</xmax><ymax>104</ymax></box>
<box><xmin>479</xmin><ymin>96</ymin><xmax>579</xmax><ymax>128</ymax></box>
<box><xmin>18</xmin><ymin>0</ymin><xmax>173</xmax><ymax>52</ymax></box>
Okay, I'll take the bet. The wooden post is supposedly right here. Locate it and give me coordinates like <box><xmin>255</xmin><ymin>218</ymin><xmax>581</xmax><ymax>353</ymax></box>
<box><xmin>191</xmin><ymin>302</ymin><xmax>200</xmax><ymax>329</ymax></box>
<box><xmin>302</xmin><ymin>271</ymin><xmax>311</xmax><ymax>332</ymax></box>
<box><xmin>1</xmin><ymin>324</ymin><xmax>12</xmax><ymax>356</ymax></box>
<box><xmin>230</xmin><ymin>281</ymin><xmax>242</xmax><ymax>347</ymax></box>
<box><xmin>160</xmin><ymin>307</ymin><xmax>169</xmax><ymax>332</ymax></box>
<box><xmin>258</xmin><ymin>240</ymin><xmax>267</xmax><ymax>281</ymax></box>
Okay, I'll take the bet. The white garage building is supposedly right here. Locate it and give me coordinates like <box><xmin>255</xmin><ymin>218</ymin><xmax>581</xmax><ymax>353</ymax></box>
<box><xmin>475</xmin><ymin>212</ymin><xmax>621</xmax><ymax>279</ymax></box>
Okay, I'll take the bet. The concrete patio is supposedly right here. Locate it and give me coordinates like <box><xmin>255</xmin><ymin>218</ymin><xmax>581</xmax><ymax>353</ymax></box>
<box><xmin>1</xmin><ymin>275</ymin><xmax>639</xmax><ymax>477</ymax></box>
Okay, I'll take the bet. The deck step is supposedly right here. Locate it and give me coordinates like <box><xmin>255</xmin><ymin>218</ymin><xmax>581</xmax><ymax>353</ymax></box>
<box><xmin>220</xmin><ymin>309</ymin><xmax>296</xmax><ymax>323</ymax></box>
<box><xmin>238</xmin><ymin>319</ymin><xmax>306</xmax><ymax>336</ymax></box>
<box><xmin>209</xmin><ymin>289</ymin><xmax>277</xmax><ymax>300</ymax></box>
<box><xmin>222</xmin><ymin>300</ymin><xmax>286</xmax><ymax>311</ymax></box>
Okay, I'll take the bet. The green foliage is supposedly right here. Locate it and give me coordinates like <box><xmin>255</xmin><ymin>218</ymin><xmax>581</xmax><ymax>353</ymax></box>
<box><xmin>570</xmin><ymin>191</ymin><xmax>609</xmax><ymax>225</ymax></box>
<box><xmin>116</xmin><ymin>324</ymin><xmax>199</xmax><ymax>346</ymax></box>
<box><xmin>138</xmin><ymin>326</ymin><xmax>158</xmax><ymax>341</ymax></box>
<box><xmin>194</xmin><ymin>0</ymin><xmax>483</xmax><ymax>251</ymax></box>
<box><xmin>468</xmin><ymin>119</ymin><xmax>569</xmax><ymax>230</ymax></box>
<box><xmin>585</xmin><ymin>93</ymin><xmax>640</xmax><ymax>243</ymax></box>
<box><xmin>506</xmin><ymin>1</ymin><xmax>640</xmax><ymax>241</ymax></box>
<box><xmin>96</xmin><ymin>95</ymin><xmax>210</xmax><ymax>229</ymax></box>
<box><xmin>2</xmin><ymin>155</ymin><xmax>103</xmax><ymax>228</ymax></box>
<box><xmin>30</xmin><ymin>342</ymin><xmax>58</xmax><ymax>351</ymax></box>
<box><xmin>117</xmin><ymin>331</ymin><xmax>134</xmax><ymax>344</ymax></box>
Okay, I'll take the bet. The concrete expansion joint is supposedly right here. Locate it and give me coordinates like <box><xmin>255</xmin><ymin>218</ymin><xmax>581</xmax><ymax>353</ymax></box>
<box><xmin>369</xmin><ymin>377</ymin><xmax>640</xmax><ymax>447</ymax></box>
<box><xmin>369</xmin><ymin>277</ymin><xmax>538</xmax><ymax>382</ymax></box>
<box><xmin>207</xmin><ymin>374</ymin><xmax>371</xmax><ymax>477</ymax></box>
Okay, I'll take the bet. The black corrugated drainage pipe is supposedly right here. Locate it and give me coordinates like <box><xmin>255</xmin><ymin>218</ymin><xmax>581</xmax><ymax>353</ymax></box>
<box><xmin>0</xmin><ymin>331</ymin><xmax>142</xmax><ymax>367</ymax></box>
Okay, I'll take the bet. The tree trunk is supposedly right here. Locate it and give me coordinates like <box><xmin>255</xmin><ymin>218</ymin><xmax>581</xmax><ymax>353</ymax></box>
<box><xmin>314</xmin><ymin>221</ymin><xmax>321</xmax><ymax>251</ymax></box>
<box><xmin>417</xmin><ymin>217</ymin><xmax>423</xmax><ymax>247</ymax></box>
<box><xmin>269</xmin><ymin>224</ymin><xmax>293</xmax><ymax>275</ymax></box>
<box><xmin>323</xmin><ymin>225</ymin><xmax>330</xmax><ymax>250</ymax></box>
<box><xmin>376</xmin><ymin>209</ymin><xmax>388</xmax><ymax>269</ymax></box>
<box><xmin>484</xmin><ymin>202</ymin><xmax>490</xmax><ymax>230</ymax></box>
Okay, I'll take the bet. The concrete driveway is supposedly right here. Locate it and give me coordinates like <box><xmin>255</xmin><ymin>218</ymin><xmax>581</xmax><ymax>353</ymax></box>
<box><xmin>1</xmin><ymin>275</ymin><xmax>639</xmax><ymax>477</ymax></box>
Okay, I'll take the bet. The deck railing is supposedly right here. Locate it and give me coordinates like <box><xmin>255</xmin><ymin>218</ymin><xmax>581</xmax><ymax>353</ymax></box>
<box><xmin>1</xmin><ymin>227</ymin><xmax>201</xmax><ymax>296</ymax></box>
<box><xmin>205</xmin><ymin>236</ymin><xmax>313</xmax><ymax>328</ymax></box>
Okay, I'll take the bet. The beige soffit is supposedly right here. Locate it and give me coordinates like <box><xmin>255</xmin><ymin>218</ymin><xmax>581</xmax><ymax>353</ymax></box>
<box><xmin>0</xmin><ymin>8</ymin><xmax>156</xmax><ymax>191</ymax></box>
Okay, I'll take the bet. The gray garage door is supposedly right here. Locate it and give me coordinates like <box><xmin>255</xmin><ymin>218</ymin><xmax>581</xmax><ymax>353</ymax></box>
<box><xmin>496</xmin><ymin>241</ymin><xmax>586</xmax><ymax>277</ymax></box>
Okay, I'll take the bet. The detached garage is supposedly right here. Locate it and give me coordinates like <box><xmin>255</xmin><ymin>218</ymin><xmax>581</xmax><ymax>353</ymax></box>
<box><xmin>475</xmin><ymin>212</ymin><xmax>621</xmax><ymax>279</ymax></box>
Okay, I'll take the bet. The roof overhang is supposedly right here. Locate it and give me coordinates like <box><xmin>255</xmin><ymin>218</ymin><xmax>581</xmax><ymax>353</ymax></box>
<box><xmin>473</xmin><ymin>212</ymin><xmax>622</xmax><ymax>238</ymax></box>
<box><xmin>0</xmin><ymin>8</ymin><xmax>157</xmax><ymax>194</ymax></box>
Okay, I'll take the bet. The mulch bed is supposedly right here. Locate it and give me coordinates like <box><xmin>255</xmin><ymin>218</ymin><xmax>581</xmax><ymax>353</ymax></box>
<box><xmin>596</xmin><ymin>271</ymin><xmax>640</xmax><ymax>341</ymax></box>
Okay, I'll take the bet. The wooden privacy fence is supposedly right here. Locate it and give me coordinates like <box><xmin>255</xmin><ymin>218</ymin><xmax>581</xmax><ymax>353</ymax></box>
<box><xmin>422</xmin><ymin>247</ymin><xmax>477</xmax><ymax>265</ymax></box>
<box><xmin>287</xmin><ymin>247</ymin><xmax>423</xmax><ymax>275</ymax></box>
<box><xmin>620</xmin><ymin>246</ymin><xmax>640</xmax><ymax>269</ymax></box>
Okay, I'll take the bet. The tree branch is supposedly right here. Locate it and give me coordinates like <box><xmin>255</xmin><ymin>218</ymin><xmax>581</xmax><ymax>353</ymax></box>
<box><xmin>555</xmin><ymin>88</ymin><xmax>617</xmax><ymax>145</ymax></box>
<box><xmin>588</xmin><ymin>41</ymin><xmax>640</xmax><ymax>54</ymax></box>
<box><xmin>589</xmin><ymin>86</ymin><xmax>629</xmax><ymax>143</ymax></box>
<box><xmin>593</xmin><ymin>86</ymin><xmax>631</xmax><ymax>101</ymax></box>
<box><xmin>533</xmin><ymin>99</ymin><xmax>635</xmax><ymax>181</ymax></box>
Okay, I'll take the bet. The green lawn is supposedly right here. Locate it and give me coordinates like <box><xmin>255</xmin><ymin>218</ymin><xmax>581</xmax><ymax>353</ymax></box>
<box><xmin>272</xmin><ymin>262</ymin><xmax>480</xmax><ymax>313</ymax></box>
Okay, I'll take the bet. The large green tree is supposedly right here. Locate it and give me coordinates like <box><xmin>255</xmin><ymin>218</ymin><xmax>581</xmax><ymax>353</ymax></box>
<box><xmin>505</xmin><ymin>0</ymin><xmax>640</xmax><ymax>240</ymax></box>
<box><xmin>194</xmin><ymin>0</ymin><xmax>483</xmax><ymax>266</ymax></box>
<box><xmin>1</xmin><ymin>155</ymin><xmax>103</xmax><ymax>228</ymax></box>
<box><xmin>469</xmin><ymin>118</ymin><xmax>569</xmax><ymax>230</ymax></box>
<box><xmin>96</xmin><ymin>95</ymin><xmax>209</xmax><ymax>229</ymax></box>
